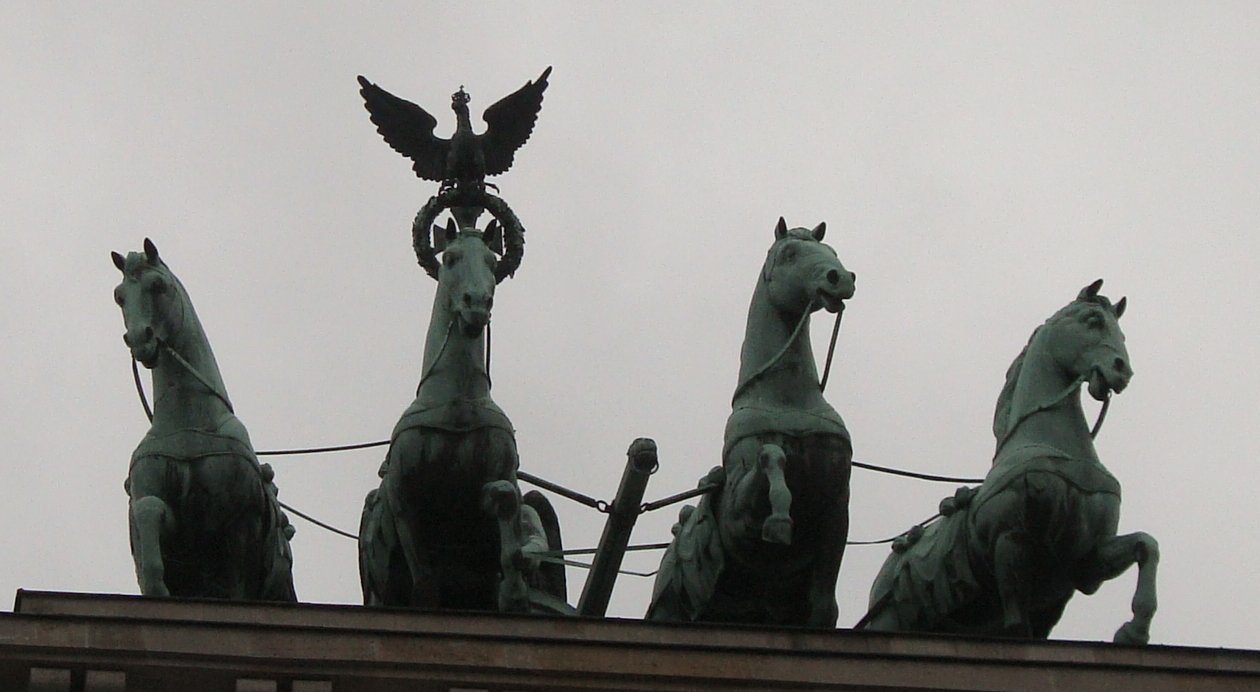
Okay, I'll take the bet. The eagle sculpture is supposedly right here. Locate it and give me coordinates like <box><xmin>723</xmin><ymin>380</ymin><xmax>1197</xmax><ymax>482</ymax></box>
<box><xmin>357</xmin><ymin>67</ymin><xmax>551</xmax><ymax>192</ymax></box>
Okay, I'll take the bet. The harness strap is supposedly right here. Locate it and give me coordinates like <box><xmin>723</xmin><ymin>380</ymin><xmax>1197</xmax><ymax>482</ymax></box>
<box><xmin>160</xmin><ymin>343</ymin><xmax>235</xmax><ymax>413</ymax></box>
<box><xmin>731</xmin><ymin>308</ymin><xmax>812</xmax><ymax>402</ymax></box>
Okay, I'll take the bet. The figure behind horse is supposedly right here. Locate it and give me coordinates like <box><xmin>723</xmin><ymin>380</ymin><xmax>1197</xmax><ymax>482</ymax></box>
<box><xmin>648</xmin><ymin>217</ymin><xmax>856</xmax><ymax>626</ymax></box>
<box><xmin>112</xmin><ymin>239</ymin><xmax>296</xmax><ymax>601</ymax></box>
<box><xmin>359</xmin><ymin>192</ymin><xmax>564</xmax><ymax>612</ymax></box>
<box><xmin>860</xmin><ymin>280</ymin><xmax>1158</xmax><ymax>643</ymax></box>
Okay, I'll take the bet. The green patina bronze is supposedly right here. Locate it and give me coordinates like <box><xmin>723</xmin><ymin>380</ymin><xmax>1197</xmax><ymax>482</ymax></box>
<box><xmin>859</xmin><ymin>280</ymin><xmax>1159</xmax><ymax>643</ymax></box>
<box><xmin>647</xmin><ymin>218</ymin><xmax>856</xmax><ymax>627</ymax></box>
<box><xmin>357</xmin><ymin>68</ymin><xmax>551</xmax><ymax>194</ymax></box>
<box><xmin>112</xmin><ymin>239</ymin><xmax>297</xmax><ymax>602</ymax></box>
<box><xmin>358</xmin><ymin>189</ymin><xmax>566</xmax><ymax>613</ymax></box>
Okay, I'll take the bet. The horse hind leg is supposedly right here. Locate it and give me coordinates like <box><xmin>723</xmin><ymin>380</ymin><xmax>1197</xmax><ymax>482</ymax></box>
<box><xmin>994</xmin><ymin>530</ymin><xmax>1034</xmax><ymax>637</ymax></box>
<box><xmin>1079</xmin><ymin>532</ymin><xmax>1160</xmax><ymax>644</ymax></box>
<box><xmin>759</xmin><ymin>444</ymin><xmax>793</xmax><ymax>545</ymax></box>
<box><xmin>130</xmin><ymin>495</ymin><xmax>175</xmax><ymax>597</ymax></box>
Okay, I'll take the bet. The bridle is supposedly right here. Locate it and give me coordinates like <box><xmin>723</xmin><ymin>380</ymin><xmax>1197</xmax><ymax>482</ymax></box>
<box><xmin>127</xmin><ymin>271</ymin><xmax>235</xmax><ymax>421</ymax></box>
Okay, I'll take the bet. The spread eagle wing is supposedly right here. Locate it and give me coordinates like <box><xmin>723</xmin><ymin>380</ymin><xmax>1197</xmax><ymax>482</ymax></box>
<box><xmin>357</xmin><ymin>75</ymin><xmax>448</xmax><ymax>182</ymax></box>
<box><xmin>480</xmin><ymin>66</ymin><xmax>552</xmax><ymax>177</ymax></box>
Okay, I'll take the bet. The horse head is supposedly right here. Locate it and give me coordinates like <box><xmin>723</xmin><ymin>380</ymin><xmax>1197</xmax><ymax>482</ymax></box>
<box><xmin>761</xmin><ymin>217</ymin><xmax>856</xmax><ymax>317</ymax></box>
<box><xmin>994</xmin><ymin>279</ymin><xmax>1131</xmax><ymax>444</ymax></box>
<box><xmin>416</xmin><ymin>204</ymin><xmax>524</xmax><ymax>338</ymax></box>
<box><xmin>1046</xmin><ymin>279</ymin><xmax>1132</xmax><ymax>401</ymax></box>
<box><xmin>112</xmin><ymin>238</ymin><xmax>184</xmax><ymax>368</ymax></box>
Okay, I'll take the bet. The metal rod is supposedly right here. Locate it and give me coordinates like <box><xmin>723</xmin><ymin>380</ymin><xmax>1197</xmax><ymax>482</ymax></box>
<box><xmin>639</xmin><ymin>483</ymin><xmax>719</xmax><ymax>513</ymax></box>
<box><xmin>518</xmin><ymin>470</ymin><xmax>604</xmax><ymax>511</ymax></box>
<box><xmin>577</xmin><ymin>438</ymin><xmax>658</xmax><ymax>617</ymax></box>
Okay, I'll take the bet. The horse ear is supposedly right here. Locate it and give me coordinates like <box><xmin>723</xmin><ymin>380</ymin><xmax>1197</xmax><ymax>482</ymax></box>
<box><xmin>1114</xmin><ymin>296</ymin><xmax>1127</xmax><ymax>319</ymax></box>
<box><xmin>431</xmin><ymin>224</ymin><xmax>448</xmax><ymax>252</ymax></box>
<box><xmin>484</xmin><ymin>220</ymin><xmax>504</xmax><ymax>255</ymax></box>
<box><xmin>774</xmin><ymin>217</ymin><xmax>788</xmax><ymax>240</ymax></box>
<box><xmin>111</xmin><ymin>251</ymin><xmax>126</xmax><ymax>271</ymax></box>
<box><xmin>1079</xmin><ymin>278</ymin><xmax>1103</xmax><ymax>300</ymax></box>
<box><xmin>812</xmin><ymin>222</ymin><xmax>826</xmax><ymax>241</ymax></box>
<box><xmin>143</xmin><ymin>238</ymin><xmax>160</xmax><ymax>263</ymax></box>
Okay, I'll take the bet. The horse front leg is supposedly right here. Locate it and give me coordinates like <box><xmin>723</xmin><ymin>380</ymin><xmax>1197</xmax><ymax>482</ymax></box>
<box><xmin>1078</xmin><ymin>532</ymin><xmax>1160</xmax><ymax>644</ymax></box>
<box><xmin>482</xmin><ymin>480</ymin><xmax>531</xmax><ymax>613</ymax></box>
<box><xmin>130</xmin><ymin>495</ymin><xmax>175</xmax><ymax>597</ymax></box>
<box><xmin>759</xmin><ymin>444</ymin><xmax>793</xmax><ymax>545</ymax></box>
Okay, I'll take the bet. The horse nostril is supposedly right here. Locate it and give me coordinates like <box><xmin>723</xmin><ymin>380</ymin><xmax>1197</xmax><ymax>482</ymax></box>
<box><xmin>1114</xmin><ymin>357</ymin><xmax>1127</xmax><ymax>373</ymax></box>
<box><xmin>826</xmin><ymin>269</ymin><xmax>840</xmax><ymax>285</ymax></box>
<box><xmin>122</xmin><ymin>332</ymin><xmax>132</xmax><ymax>346</ymax></box>
<box><xmin>850</xmin><ymin>271</ymin><xmax>856</xmax><ymax>284</ymax></box>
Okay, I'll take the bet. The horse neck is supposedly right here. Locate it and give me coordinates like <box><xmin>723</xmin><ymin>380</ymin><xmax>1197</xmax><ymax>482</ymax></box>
<box><xmin>417</xmin><ymin>283</ymin><xmax>490</xmax><ymax>404</ymax></box>
<box><xmin>733</xmin><ymin>279</ymin><xmax>825</xmax><ymax>409</ymax></box>
<box><xmin>149</xmin><ymin>296</ymin><xmax>233</xmax><ymax>433</ymax></box>
<box><xmin>997</xmin><ymin>347</ymin><xmax>1098</xmax><ymax>463</ymax></box>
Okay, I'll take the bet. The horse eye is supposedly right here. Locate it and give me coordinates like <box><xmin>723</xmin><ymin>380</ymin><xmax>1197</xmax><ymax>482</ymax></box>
<box><xmin>1085</xmin><ymin>312</ymin><xmax>1104</xmax><ymax>328</ymax></box>
<box><xmin>444</xmin><ymin>253</ymin><xmax>459</xmax><ymax>266</ymax></box>
<box><xmin>114</xmin><ymin>289</ymin><xmax>125</xmax><ymax>306</ymax></box>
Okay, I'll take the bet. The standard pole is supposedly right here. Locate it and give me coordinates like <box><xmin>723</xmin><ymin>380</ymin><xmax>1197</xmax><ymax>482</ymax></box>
<box><xmin>577</xmin><ymin>438</ymin><xmax>658</xmax><ymax>617</ymax></box>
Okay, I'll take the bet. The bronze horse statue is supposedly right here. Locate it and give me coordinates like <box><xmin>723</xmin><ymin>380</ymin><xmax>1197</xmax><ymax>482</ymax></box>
<box><xmin>648</xmin><ymin>218</ymin><xmax>856</xmax><ymax>626</ymax></box>
<box><xmin>112</xmin><ymin>239</ymin><xmax>296</xmax><ymax>601</ymax></box>
<box><xmin>359</xmin><ymin>191</ymin><xmax>565</xmax><ymax>612</ymax></box>
<box><xmin>859</xmin><ymin>280</ymin><xmax>1158</xmax><ymax>643</ymax></box>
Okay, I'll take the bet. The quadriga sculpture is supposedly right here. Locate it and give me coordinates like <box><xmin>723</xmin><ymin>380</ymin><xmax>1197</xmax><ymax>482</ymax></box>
<box><xmin>112</xmin><ymin>239</ymin><xmax>296</xmax><ymax>601</ymax></box>
<box><xmin>359</xmin><ymin>191</ymin><xmax>564</xmax><ymax>612</ymax></box>
<box><xmin>647</xmin><ymin>218</ymin><xmax>856</xmax><ymax>626</ymax></box>
<box><xmin>859</xmin><ymin>280</ymin><xmax>1158</xmax><ymax>643</ymax></box>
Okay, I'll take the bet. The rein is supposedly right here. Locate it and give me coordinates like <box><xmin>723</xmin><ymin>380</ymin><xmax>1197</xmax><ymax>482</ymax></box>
<box><xmin>129</xmin><ymin>341</ymin><xmax>236</xmax><ymax>422</ymax></box>
<box><xmin>731</xmin><ymin>303</ymin><xmax>845</xmax><ymax>402</ymax></box>
<box><xmin>819</xmin><ymin>308</ymin><xmax>844</xmax><ymax>392</ymax></box>
<box><xmin>1091</xmin><ymin>392</ymin><xmax>1111</xmax><ymax>439</ymax></box>
<box><xmin>162</xmin><ymin>343</ymin><xmax>234</xmax><ymax>413</ymax></box>
<box><xmin>414</xmin><ymin>318</ymin><xmax>494</xmax><ymax>394</ymax></box>
<box><xmin>998</xmin><ymin>373</ymin><xmax>1113</xmax><ymax>452</ymax></box>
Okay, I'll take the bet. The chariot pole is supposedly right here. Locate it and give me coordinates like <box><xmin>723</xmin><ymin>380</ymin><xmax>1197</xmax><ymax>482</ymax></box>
<box><xmin>577</xmin><ymin>439</ymin><xmax>658</xmax><ymax>617</ymax></box>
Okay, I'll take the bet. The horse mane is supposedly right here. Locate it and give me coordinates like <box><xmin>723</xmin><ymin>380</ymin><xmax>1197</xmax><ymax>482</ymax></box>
<box><xmin>992</xmin><ymin>327</ymin><xmax>1039</xmax><ymax>444</ymax></box>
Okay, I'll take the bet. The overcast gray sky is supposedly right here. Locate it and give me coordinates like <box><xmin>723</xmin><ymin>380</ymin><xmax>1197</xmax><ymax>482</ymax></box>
<box><xmin>3</xmin><ymin>3</ymin><xmax>1258</xmax><ymax>649</ymax></box>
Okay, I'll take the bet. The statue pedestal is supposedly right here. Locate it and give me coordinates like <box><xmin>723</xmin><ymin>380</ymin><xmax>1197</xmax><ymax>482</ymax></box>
<box><xmin>3</xmin><ymin>590</ymin><xmax>1257</xmax><ymax>690</ymax></box>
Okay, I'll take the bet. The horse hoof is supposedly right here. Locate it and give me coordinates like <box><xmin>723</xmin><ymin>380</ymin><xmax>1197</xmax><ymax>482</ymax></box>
<box><xmin>762</xmin><ymin>516</ymin><xmax>793</xmax><ymax>545</ymax></box>
<box><xmin>1113</xmin><ymin>621</ymin><xmax>1150</xmax><ymax>645</ymax></box>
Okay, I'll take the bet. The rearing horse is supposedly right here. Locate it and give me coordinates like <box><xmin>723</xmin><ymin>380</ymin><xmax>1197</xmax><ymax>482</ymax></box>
<box><xmin>112</xmin><ymin>239</ymin><xmax>296</xmax><ymax>601</ymax></box>
<box><xmin>648</xmin><ymin>218</ymin><xmax>856</xmax><ymax>626</ymax></box>
<box><xmin>359</xmin><ymin>192</ymin><xmax>562</xmax><ymax>612</ymax></box>
<box><xmin>860</xmin><ymin>280</ymin><xmax>1159</xmax><ymax>643</ymax></box>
